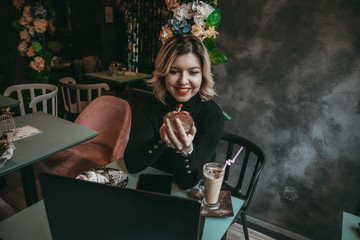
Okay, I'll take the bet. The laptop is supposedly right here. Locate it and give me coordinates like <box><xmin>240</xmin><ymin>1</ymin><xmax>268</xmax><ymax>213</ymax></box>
<box><xmin>39</xmin><ymin>173</ymin><xmax>203</xmax><ymax>240</ymax></box>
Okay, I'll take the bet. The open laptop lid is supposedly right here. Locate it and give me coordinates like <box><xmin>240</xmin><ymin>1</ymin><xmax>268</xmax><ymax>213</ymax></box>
<box><xmin>39</xmin><ymin>173</ymin><xmax>202</xmax><ymax>240</ymax></box>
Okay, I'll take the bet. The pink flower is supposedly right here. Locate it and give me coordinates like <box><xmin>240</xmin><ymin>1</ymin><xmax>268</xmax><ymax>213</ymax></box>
<box><xmin>191</xmin><ymin>24</ymin><xmax>206</xmax><ymax>41</ymax></box>
<box><xmin>48</xmin><ymin>19</ymin><xmax>56</xmax><ymax>35</ymax></box>
<box><xmin>26</xmin><ymin>46</ymin><xmax>35</xmax><ymax>58</ymax></box>
<box><xmin>17</xmin><ymin>41</ymin><xmax>28</xmax><ymax>56</ymax></box>
<box><xmin>12</xmin><ymin>0</ymin><xmax>24</xmax><ymax>10</ymax></box>
<box><xmin>191</xmin><ymin>25</ymin><xmax>218</xmax><ymax>41</ymax></box>
<box><xmin>159</xmin><ymin>25</ymin><xmax>173</xmax><ymax>43</ymax></box>
<box><xmin>19</xmin><ymin>16</ymin><xmax>29</xmax><ymax>26</ymax></box>
<box><xmin>165</xmin><ymin>0</ymin><xmax>180</xmax><ymax>11</ymax></box>
<box><xmin>204</xmin><ymin>26</ymin><xmax>219</xmax><ymax>39</ymax></box>
<box><xmin>34</xmin><ymin>18</ymin><xmax>48</xmax><ymax>33</ymax></box>
<box><xmin>23</xmin><ymin>6</ymin><xmax>32</xmax><ymax>23</ymax></box>
<box><xmin>20</xmin><ymin>29</ymin><xmax>30</xmax><ymax>42</ymax></box>
<box><xmin>29</xmin><ymin>56</ymin><xmax>45</xmax><ymax>72</ymax></box>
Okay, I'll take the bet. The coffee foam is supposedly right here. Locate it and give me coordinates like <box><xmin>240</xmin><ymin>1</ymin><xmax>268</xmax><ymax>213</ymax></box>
<box><xmin>204</xmin><ymin>167</ymin><xmax>222</xmax><ymax>179</ymax></box>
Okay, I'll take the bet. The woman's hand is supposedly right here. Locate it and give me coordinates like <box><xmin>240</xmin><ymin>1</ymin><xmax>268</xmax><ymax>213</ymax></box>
<box><xmin>160</xmin><ymin>111</ymin><xmax>196</xmax><ymax>154</ymax></box>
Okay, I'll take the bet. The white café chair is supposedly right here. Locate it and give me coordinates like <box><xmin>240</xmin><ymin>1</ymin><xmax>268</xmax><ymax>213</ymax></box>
<box><xmin>3</xmin><ymin>83</ymin><xmax>58</xmax><ymax>116</ymax></box>
<box><xmin>59</xmin><ymin>77</ymin><xmax>109</xmax><ymax>119</ymax></box>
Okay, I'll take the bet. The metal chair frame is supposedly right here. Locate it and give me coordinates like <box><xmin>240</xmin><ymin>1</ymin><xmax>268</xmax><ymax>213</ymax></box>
<box><xmin>219</xmin><ymin>131</ymin><xmax>266</xmax><ymax>240</ymax></box>
<box><xmin>353</xmin><ymin>200</ymin><xmax>360</xmax><ymax>216</ymax></box>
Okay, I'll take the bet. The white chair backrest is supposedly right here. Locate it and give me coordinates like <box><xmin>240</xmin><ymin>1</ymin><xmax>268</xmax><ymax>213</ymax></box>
<box><xmin>59</xmin><ymin>77</ymin><xmax>110</xmax><ymax>115</ymax></box>
<box><xmin>3</xmin><ymin>83</ymin><xmax>58</xmax><ymax>116</ymax></box>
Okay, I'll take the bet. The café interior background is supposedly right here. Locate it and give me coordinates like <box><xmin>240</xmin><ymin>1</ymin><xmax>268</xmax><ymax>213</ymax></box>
<box><xmin>1</xmin><ymin>0</ymin><xmax>360</xmax><ymax>239</ymax></box>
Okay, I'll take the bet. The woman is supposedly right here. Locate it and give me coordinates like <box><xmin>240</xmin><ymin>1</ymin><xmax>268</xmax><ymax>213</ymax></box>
<box><xmin>124</xmin><ymin>33</ymin><xmax>224</xmax><ymax>189</ymax></box>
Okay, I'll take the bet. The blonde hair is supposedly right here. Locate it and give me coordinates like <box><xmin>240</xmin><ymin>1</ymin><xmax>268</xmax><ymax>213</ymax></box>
<box><xmin>146</xmin><ymin>33</ymin><xmax>215</xmax><ymax>104</ymax></box>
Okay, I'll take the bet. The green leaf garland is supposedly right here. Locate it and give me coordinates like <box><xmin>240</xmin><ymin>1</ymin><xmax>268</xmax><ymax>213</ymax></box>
<box><xmin>203</xmin><ymin>37</ymin><xmax>216</xmax><ymax>52</ymax></box>
<box><xmin>209</xmin><ymin>49</ymin><xmax>228</xmax><ymax>66</ymax></box>
<box><xmin>31</xmin><ymin>41</ymin><xmax>42</xmax><ymax>53</ymax></box>
<box><xmin>205</xmin><ymin>8</ymin><xmax>221</xmax><ymax>30</ymax></box>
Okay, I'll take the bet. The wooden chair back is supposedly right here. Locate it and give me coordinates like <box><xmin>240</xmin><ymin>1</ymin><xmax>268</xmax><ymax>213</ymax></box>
<box><xmin>59</xmin><ymin>77</ymin><xmax>109</xmax><ymax>118</ymax></box>
<box><xmin>4</xmin><ymin>83</ymin><xmax>58</xmax><ymax>116</ymax></box>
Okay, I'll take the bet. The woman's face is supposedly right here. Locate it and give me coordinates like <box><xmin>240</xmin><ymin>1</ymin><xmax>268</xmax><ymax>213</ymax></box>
<box><xmin>165</xmin><ymin>53</ymin><xmax>202</xmax><ymax>103</ymax></box>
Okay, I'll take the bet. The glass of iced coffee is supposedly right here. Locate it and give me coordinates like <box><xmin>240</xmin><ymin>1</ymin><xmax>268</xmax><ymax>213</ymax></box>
<box><xmin>198</xmin><ymin>162</ymin><xmax>225</xmax><ymax>210</ymax></box>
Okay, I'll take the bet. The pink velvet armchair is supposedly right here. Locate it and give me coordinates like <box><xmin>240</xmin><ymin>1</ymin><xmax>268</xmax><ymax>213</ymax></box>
<box><xmin>35</xmin><ymin>96</ymin><xmax>132</xmax><ymax>178</ymax></box>
<box><xmin>0</xmin><ymin>197</ymin><xmax>15</xmax><ymax>221</ymax></box>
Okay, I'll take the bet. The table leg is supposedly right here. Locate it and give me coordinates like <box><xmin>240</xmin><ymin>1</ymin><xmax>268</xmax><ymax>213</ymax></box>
<box><xmin>199</xmin><ymin>215</ymin><xmax>205</xmax><ymax>240</ymax></box>
<box><xmin>20</xmin><ymin>165</ymin><xmax>38</xmax><ymax>206</ymax></box>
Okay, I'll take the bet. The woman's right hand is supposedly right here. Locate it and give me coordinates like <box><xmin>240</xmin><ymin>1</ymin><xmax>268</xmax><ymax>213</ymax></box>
<box><xmin>159</xmin><ymin>111</ymin><xmax>196</xmax><ymax>153</ymax></box>
<box><xmin>159</xmin><ymin>111</ymin><xmax>177</xmax><ymax>150</ymax></box>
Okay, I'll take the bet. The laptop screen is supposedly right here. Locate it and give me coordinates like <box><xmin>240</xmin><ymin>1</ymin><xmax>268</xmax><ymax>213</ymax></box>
<box><xmin>39</xmin><ymin>173</ymin><xmax>202</xmax><ymax>240</ymax></box>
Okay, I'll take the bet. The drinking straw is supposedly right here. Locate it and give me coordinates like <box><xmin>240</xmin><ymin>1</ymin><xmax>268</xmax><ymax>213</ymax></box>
<box><xmin>222</xmin><ymin>146</ymin><xmax>244</xmax><ymax>172</ymax></box>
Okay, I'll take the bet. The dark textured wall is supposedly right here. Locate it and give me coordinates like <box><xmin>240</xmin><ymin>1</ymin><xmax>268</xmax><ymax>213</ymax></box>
<box><xmin>214</xmin><ymin>1</ymin><xmax>360</xmax><ymax>239</ymax></box>
<box><xmin>0</xmin><ymin>0</ymin><xmax>27</xmax><ymax>89</ymax></box>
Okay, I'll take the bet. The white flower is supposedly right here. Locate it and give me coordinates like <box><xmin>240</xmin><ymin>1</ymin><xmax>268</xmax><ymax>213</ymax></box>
<box><xmin>173</xmin><ymin>2</ymin><xmax>193</xmax><ymax>22</ymax></box>
<box><xmin>192</xmin><ymin>2</ymin><xmax>215</xmax><ymax>18</ymax></box>
<box><xmin>193</xmin><ymin>15</ymin><xmax>206</xmax><ymax>26</ymax></box>
<box><xmin>192</xmin><ymin>2</ymin><xmax>214</xmax><ymax>26</ymax></box>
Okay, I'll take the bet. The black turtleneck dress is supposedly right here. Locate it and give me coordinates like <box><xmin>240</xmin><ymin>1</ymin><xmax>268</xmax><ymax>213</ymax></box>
<box><xmin>124</xmin><ymin>93</ymin><xmax>224</xmax><ymax>189</ymax></box>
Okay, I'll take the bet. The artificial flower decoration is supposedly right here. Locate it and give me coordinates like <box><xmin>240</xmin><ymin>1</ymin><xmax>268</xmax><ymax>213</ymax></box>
<box><xmin>173</xmin><ymin>2</ymin><xmax>193</xmax><ymax>21</ymax></box>
<box><xmin>169</xmin><ymin>19</ymin><xmax>192</xmax><ymax>35</ymax></box>
<box><xmin>13</xmin><ymin>0</ymin><xmax>25</xmax><ymax>10</ymax></box>
<box><xmin>12</xmin><ymin>0</ymin><xmax>62</xmax><ymax>83</ymax></box>
<box><xmin>33</xmin><ymin>18</ymin><xmax>48</xmax><ymax>33</ymax></box>
<box><xmin>159</xmin><ymin>25</ymin><xmax>174</xmax><ymax>43</ymax></box>
<box><xmin>160</xmin><ymin>0</ymin><xmax>227</xmax><ymax>66</ymax></box>
<box><xmin>20</xmin><ymin>29</ymin><xmax>30</xmax><ymax>42</ymax></box>
<box><xmin>165</xmin><ymin>0</ymin><xmax>180</xmax><ymax>11</ymax></box>
<box><xmin>26</xmin><ymin>46</ymin><xmax>35</xmax><ymax>57</ymax></box>
<box><xmin>29</xmin><ymin>56</ymin><xmax>45</xmax><ymax>72</ymax></box>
